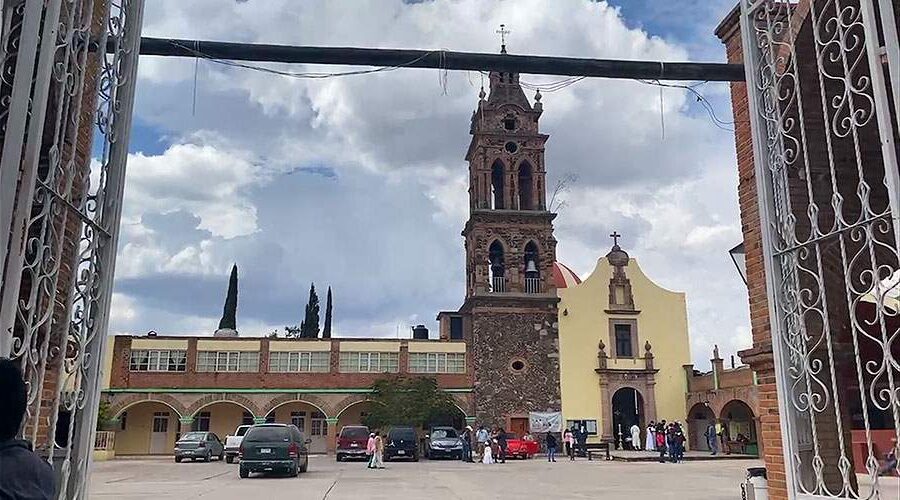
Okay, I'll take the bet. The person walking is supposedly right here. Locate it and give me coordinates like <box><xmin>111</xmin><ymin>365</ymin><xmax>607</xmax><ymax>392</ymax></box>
<box><xmin>563</xmin><ymin>428</ymin><xmax>575</xmax><ymax>461</ymax></box>
<box><xmin>705</xmin><ymin>422</ymin><xmax>719</xmax><ymax>455</ymax></box>
<box><xmin>496</xmin><ymin>428</ymin><xmax>508</xmax><ymax>464</ymax></box>
<box><xmin>576</xmin><ymin>425</ymin><xmax>587</xmax><ymax>459</ymax></box>
<box><xmin>545</xmin><ymin>432</ymin><xmax>558</xmax><ymax>462</ymax></box>
<box><xmin>373</xmin><ymin>431</ymin><xmax>385</xmax><ymax>469</ymax></box>
<box><xmin>645</xmin><ymin>421</ymin><xmax>656</xmax><ymax>451</ymax></box>
<box><xmin>629</xmin><ymin>423</ymin><xmax>641</xmax><ymax>451</ymax></box>
<box><xmin>366</xmin><ymin>432</ymin><xmax>376</xmax><ymax>469</ymax></box>
<box><xmin>476</xmin><ymin>426</ymin><xmax>489</xmax><ymax>460</ymax></box>
<box><xmin>0</xmin><ymin>360</ymin><xmax>56</xmax><ymax>500</ymax></box>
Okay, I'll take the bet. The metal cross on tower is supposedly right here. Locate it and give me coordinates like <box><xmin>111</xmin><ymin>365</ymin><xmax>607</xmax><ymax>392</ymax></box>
<box><xmin>610</xmin><ymin>231</ymin><xmax>621</xmax><ymax>246</ymax></box>
<box><xmin>496</xmin><ymin>24</ymin><xmax>510</xmax><ymax>54</ymax></box>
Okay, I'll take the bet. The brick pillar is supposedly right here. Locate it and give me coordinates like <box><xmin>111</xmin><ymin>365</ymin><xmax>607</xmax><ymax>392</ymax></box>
<box><xmin>178</xmin><ymin>417</ymin><xmax>194</xmax><ymax>439</ymax></box>
<box><xmin>716</xmin><ymin>8</ymin><xmax>788</xmax><ymax>500</ymax></box>
<box><xmin>326</xmin><ymin>418</ymin><xmax>338</xmax><ymax>454</ymax></box>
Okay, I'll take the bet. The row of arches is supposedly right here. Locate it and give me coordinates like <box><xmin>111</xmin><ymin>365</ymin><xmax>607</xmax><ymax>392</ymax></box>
<box><xmin>688</xmin><ymin>400</ymin><xmax>757</xmax><ymax>455</ymax></box>
<box><xmin>490</xmin><ymin>159</ymin><xmax>537</xmax><ymax>210</ymax></box>
<box><xmin>108</xmin><ymin>396</ymin><xmax>470</xmax><ymax>455</ymax></box>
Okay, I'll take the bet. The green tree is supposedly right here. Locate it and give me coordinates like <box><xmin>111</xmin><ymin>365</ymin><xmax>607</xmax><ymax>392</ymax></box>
<box><xmin>96</xmin><ymin>400</ymin><xmax>114</xmax><ymax>430</ymax></box>
<box><xmin>363</xmin><ymin>376</ymin><xmax>460</xmax><ymax>429</ymax></box>
<box><xmin>217</xmin><ymin>264</ymin><xmax>238</xmax><ymax>330</ymax></box>
<box><xmin>284</xmin><ymin>325</ymin><xmax>301</xmax><ymax>338</ymax></box>
<box><xmin>322</xmin><ymin>287</ymin><xmax>333</xmax><ymax>338</ymax></box>
<box><xmin>301</xmin><ymin>283</ymin><xmax>320</xmax><ymax>338</ymax></box>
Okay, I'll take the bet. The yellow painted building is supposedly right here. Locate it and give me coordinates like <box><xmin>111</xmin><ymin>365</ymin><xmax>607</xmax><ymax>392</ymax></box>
<box><xmin>556</xmin><ymin>240</ymin><xmax>691</xmax><ymax>447</ymax></box>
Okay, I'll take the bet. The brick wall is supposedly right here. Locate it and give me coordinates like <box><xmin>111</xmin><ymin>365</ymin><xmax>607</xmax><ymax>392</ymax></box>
<box><xmin>109</xmin><ymin>336</ymin><xmax>474</xmax><ymax>390</ymax></box>
<box><xmin>715</xmin><ymin>8</ymin><xmax>788</xmax><ymax>499</ymax></box>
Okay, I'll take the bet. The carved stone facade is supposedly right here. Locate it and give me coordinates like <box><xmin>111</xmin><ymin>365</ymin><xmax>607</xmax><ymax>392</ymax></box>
<box><xmin>458</xmin><ymin>65</ymin><xmax>562</xmax><ymax>428</ymax></box>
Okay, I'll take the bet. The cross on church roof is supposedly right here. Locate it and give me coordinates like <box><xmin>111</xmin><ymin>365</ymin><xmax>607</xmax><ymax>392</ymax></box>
<box><xmin>610</xmin><ymin>231</ymin><xmax>621</xmax><ymax>246</ymax></box>
<box><xmin>496</xmin><ymin>24</ymin><xmax>510</xmax><ymax>54</ymax></box>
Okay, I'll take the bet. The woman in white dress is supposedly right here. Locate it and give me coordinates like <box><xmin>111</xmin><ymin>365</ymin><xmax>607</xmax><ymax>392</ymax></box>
<box><xmin>645</xmin><ymin>422</ymin><xmax>656</xmax><ymax>451</ymax></box>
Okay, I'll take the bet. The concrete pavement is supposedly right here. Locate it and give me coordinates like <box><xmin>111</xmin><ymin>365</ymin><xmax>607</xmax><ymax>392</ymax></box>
<box><xmin>89</xmin><ymin>455</ymin><xmax>764</xmax><ymax>499</ymax></box>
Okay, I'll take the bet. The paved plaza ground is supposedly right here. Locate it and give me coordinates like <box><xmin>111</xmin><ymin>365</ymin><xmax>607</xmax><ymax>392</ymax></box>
<box><xmin>89</xmin><ymin>455</ymin><xmax>766</xmax><ymax>500</ymax></box>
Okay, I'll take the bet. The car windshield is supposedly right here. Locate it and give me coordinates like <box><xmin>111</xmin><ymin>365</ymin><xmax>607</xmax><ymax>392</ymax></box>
<box><xmin>389</xmin><ymin>429</ymin><xmax>415</xmax><ymax>440</ymax></box>
<box><xmin>431</xmin><ymin>429</ymin><xmax>457</xmax><ymax>439</ymax></box>
<box><xmin>245</xmin><ymin>426</ymin><xmax>290</xmax><ymax>442</ymax></box>
<box><xmin>236</xmin><ymin>426</ymin><xmax>249</xmax><ymax>437</ymax></box>
<box><xmin>180</xmin><ymin>432</ymin><xmax>205</xmax><ymax>442</ymax></box>
<box><xmin>340</xmin><ymin>427</ymin><xmax>368</xmax><ymax>440</ymax></box>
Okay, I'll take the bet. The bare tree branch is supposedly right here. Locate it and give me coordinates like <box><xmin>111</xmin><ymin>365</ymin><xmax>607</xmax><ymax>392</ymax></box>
<box><xmin>549</xmin><ymin>173</ymin><xmax>578</xmax><ymax>212</ymax></box>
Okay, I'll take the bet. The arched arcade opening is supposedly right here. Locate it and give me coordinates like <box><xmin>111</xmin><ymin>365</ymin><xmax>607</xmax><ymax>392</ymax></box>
<box><xmin>688</xmin><ymin>403</ymin><xmax>716</xmax><ymax>452</ymax></box>
<box><xmin>265</xmin><ymin>401</ymin><xmax>329</xmax><ymax>453</ymax></box>
<box><xmin>720</xmin><ymin>399</ymin><xmax>758</xmax><ymax>456</ymax></box>
<box><xmin>113</xmin><ymin>401</ymin><xmax>181</xmax><ymax>455</ymax></box>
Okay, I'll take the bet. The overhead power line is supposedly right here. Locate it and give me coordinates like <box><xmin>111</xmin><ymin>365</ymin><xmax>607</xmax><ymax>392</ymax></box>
<box><xmin>127</xmin><ymin>37</ymin><xmax>746</xmax><ymax>82</ymax></box>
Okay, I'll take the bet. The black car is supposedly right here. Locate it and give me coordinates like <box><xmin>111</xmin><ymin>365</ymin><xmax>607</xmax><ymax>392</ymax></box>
<box><xmin>424</xmin><ymin>427</ymin><xmax>463</xmax><ymax>460</ymax></box>
<box><xmin>239</xmin><ymin>424</ymin><xmax>310</xmax><ymax>478</ymax></box>
<box><xmin>384</xmin><ymin>426</ymin><xmax>419</xmax><ymax>462</ymax></box>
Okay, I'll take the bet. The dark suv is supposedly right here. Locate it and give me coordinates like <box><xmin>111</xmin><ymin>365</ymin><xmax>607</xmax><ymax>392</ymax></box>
<box><xmin>239</xmin><ymin>424</ymin><xmax>310</xmax><ymax>478</ymax></box>
<box><xmin>384</xmin><ymin>426</ymin><xmax>418</xmax><ymax>462</ymax></box>
<box><xmin>336</xmin><ymin>425</ymin><xmax>370</xmax><ymax>462</ymax></box>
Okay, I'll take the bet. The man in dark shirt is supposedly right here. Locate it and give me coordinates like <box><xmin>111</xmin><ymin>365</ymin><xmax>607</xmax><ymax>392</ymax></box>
<box><xmin>496</xmin><ymin>428</ymin><xmax>507</xmax><ymax>464</ymax></box>
<box><xmin>0</xmin><ymin>359</ymin><xmax>56</xmax><ymax>499</ymax></box>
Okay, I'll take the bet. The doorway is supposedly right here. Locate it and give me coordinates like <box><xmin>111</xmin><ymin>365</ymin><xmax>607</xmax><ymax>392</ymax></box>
<box><xmin>688</xmin><ymin>403</ymin><xmax>716</xmax><ymax>451</ymax></box>
<box><xmin>611</xmin><ymin>388</ymin><xmax>644</xmax><ymax>450</ymax></box>
<box><xmin>149</xmin><ymin>412</ymin><xmax>170</xmax><ymax>454</ymax></box>
<box><xmin>509</xmin><ymin>417</ymin><xmax>528</xmax><ymax>438</ymax></box>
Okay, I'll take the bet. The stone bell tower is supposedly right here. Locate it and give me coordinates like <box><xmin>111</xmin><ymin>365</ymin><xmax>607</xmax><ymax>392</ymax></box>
<box><xmin>460</xmin><ymin>56</ymin><xmax>562</xmax><ymax>428</ymax></box>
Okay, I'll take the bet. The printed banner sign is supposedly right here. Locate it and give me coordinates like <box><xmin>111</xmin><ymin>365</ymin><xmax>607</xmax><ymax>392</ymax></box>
<box><xmin>529</xmin><ymin>412</ymin><xmax>562</xmax><ymax>433</ymax></box>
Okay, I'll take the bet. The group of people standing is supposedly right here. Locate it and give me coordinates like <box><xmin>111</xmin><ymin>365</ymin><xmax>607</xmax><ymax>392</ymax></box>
<box><xmin>642</xmin><ymin>420</ymin><xmax>687</xmax><ymax>463</ymax></box>
<box><xmin>366</xmin><ymin>431</ymin><xmax>385</xmax><ymax>469</ymax></box>
<box><xmin>461</xmin><ymin>425</ymin><xmax>508</xmax><ymax>464</ymax></box>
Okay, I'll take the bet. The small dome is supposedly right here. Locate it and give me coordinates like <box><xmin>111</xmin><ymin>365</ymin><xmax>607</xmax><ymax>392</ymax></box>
<box><xmin>606</xmin><ymin>244</ymin><xmax>630</xmax><ymax>267</ymax></box>
<box><xmin>552</xmin><ymin>262</ymin><xmax>582</xmax><ymax>289</ymax></box>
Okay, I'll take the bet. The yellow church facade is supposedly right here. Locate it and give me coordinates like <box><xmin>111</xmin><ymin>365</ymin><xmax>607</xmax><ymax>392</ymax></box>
<box><xmin>556</xmin><ymin>239</ymin><xmax>691</xmax><ymax>447</ymax></box>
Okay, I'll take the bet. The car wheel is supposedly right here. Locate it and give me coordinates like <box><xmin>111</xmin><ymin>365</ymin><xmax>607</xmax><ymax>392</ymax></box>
<box><xmin>239</xmin><ymin>467</ymin><xmax>248</xmax><ymax>479</ymax></box>
<box><xmin>336</xmin><ymin>454</ymin><xmax>343</xmax><ymax>462</ymax></box>
<box><xmin>175</xmin><ymin>457</ymin><xmax>182</xmax><ymax>463</ymax></box>
<box><xmin>413</xmin><ymin>454</ymin><xmax>419</xmax><ymax>462</ymax></box>
<box><xmin>218</xmin><ymin>452</ymin><xmax>224</xmax><ymax>461</ymax></box>
<box><xmin>204</xmin><ymin>451</ymin><xmax>211</xmax><ymax>462</ymax></box>
<box><xmin>299</xmin><ymin>458</ymin><xmax>308</xmax><ymax>473</ymax></box>
<box><xmin>288</xmin><ymin>460</ymin><xmax>298</xmax><ymax>478</ymax></box>
<box><xmin>225</xmin><ymin>455</ymin><xmax>234</xmax><ymax>464</ymax></box>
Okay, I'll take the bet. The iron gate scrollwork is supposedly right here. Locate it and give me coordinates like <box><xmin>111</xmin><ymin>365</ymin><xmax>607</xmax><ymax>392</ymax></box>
<box><xmin>740</xmin><ymin>0</ymin><xmax>900</xmax><ymax>498</ymax></box>
<box><xmin>0</xmin><ymin>0</ymin><xmax>143</xmax><ymax>498</ymax></box>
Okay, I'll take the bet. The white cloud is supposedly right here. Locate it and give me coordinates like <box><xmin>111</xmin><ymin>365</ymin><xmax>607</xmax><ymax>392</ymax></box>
<box><xmin>109</xmin><ymin>0</ymin><xmax>749</xmax><ymax>368</ymax></box>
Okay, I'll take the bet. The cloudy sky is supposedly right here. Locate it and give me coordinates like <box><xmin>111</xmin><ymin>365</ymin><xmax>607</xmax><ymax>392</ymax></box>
<box><xmin>111</xmin><ymin>0</ymin><xmax>749</xmax><ymax>370</ymax></box>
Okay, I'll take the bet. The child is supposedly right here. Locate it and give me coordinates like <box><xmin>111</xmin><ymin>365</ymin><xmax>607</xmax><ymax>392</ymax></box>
<box><xmin>482</xmin><ymin>438</ymin><xmax>494</xmax><ymax>464</ymax></box>
<box><xmin>366</xmin><ymin>433</ymin><xmax>376</xmax><ymax>469</ymax></box>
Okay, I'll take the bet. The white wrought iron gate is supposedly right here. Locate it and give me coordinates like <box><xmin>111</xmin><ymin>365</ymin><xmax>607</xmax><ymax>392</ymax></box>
<box><xmin>0</xmin><ymin>0</ymin><xmax>143</xmax><ymax>498</ymax></box>
<box><xmin>740</xmin><ymin>0</ymin><xmax>900</xmax><ymax>499</ymax></box>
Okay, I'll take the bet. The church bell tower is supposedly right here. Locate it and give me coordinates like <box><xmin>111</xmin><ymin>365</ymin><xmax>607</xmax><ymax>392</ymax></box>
<box><xmin>461</xmin><ymin>54</ymin><xmax>562</xmax><ymax>427</ymax></box>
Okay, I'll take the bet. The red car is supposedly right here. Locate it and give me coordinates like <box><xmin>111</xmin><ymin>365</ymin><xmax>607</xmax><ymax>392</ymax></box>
<box><xmin>504</xmin><ymin>432</ymin><xmax>539</xmax><ymax>459</ymax></box>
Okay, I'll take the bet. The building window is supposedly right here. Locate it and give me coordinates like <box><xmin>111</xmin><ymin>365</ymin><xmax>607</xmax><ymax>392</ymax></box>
<box><xmin>408</xmin><ymin>352</ymin><xmax>466</xmax><ymax>373</ymax></box>
<box><xmin>311</xmin><ymin>412</ymin><xmax>325</xmax><ymax>436</ymax></box>
<box><xmin>338</xmin><ymin>352</ymin><xmax>399</xmax><ymax>373</ymax></box>
<box><xmin>196</xmin><ymin>351</ymin><xmax>259</xmax><ymax>372</ymax></box>
<box><xmin>191</xmin><ymin>412</ymin><xmax>210</xmax><ymax>432</ymax></box>
<box><xmin>268</xmin><ymin>351</ymin><xmax>330</xmax><ymax>373</ymax></box>
<box><xmin>152</xmin><ymin>412</ymin><xmax>169</xmax><ymax>433</ymax></box>
<box><xmin>614</xmin><ymin>324</ymin><xmax>634</xmax><ymax>358</ymax></box>
<box><xmin>129</xmin><ymin>349</ymin><xmax>187</xmax><ymax>372</ymax></box>
<box><xmin>509</xmin><ymin>358</ymin><xmax>528</xmax><ymax>374</ymax></box>
<box><xmin>566</xmin><ymin>419</ymin><xmax>598</xmax><ymax>435</ymax></box>
<box><xmin>291</xmin><ymin>411</ymin><xmax>306</xmax><ymax>430</ymax></box>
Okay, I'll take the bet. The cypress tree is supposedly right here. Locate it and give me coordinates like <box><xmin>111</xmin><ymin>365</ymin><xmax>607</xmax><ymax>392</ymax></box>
<box><xmin>302</xmin><ymin>283</ymin><xmax>320</xmax><ymax>338</ymax></box>
<box><xmin>322</xmin><ymin>287</ymin><xmax>333</xmax><ymax>338</ymax></box>
<box><xmin>217</xmin><ymin>264</ymin><xmax>238</xmax><ymax>330</ymax></box>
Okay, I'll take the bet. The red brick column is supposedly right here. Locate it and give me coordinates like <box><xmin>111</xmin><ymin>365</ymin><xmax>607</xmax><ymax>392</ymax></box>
<box><xmin>716</xmin><ymin>9</ymin><xmax>788</xmax><ymax>500</ymax></box>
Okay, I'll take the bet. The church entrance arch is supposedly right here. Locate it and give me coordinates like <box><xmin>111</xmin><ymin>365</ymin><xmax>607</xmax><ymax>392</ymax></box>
<box><xmin>611</xmin><ymin>387</ymin><xmax>644</xmax><ymax>450</ymax></box>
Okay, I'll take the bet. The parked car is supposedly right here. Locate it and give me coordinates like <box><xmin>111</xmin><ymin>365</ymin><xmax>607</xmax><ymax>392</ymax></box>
<box><xmin>174</xmin><ymin>431</ymin><xmax>224</xmax><ymax>463</ymax></box>
<box><xmin>424</xmin><ymin>427</ymin><xmax>463</xmax><ymax>460</ymax></box>
<box><xmin>238</xmin><ymin>424</ymin><xmax>310</xmax><ymax>478</ymax></box>
<box><xmin>224</xmin><ymin>425</ymin><xmax>251</xmax><ymax>463</ymax></box>
<box><xmin>336</xmin><ymin>425</ymin><xmax>370</xmax><ymax>462</ymax></box>
<box><xmin>384</xmin><ymin>426</ymin><xmax>418</xmax><ymax>462</ymax></box>
<box><xmin>505</xmin><ymin>432</ymin><xmax>540</xmax><ymax>459</ymax></box>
